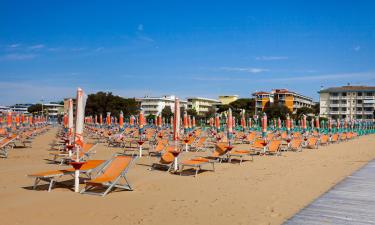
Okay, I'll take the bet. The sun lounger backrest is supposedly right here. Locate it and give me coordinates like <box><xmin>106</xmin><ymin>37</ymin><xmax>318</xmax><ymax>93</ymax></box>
<box><xmin>291</xmin><ymin>139</ymin><xmax>302</xmax><ymax>148</ymax></box>
<box><xmin>252</xmin><ymin>139</ymin><xmax>265</xmax><ymax>148</ymax></box>
<box><xmin>99</xmin><ymin>156</ymin><xmax>132</xmax><ymax>181</ymax></box>
<box><xmin>268</xmin><ymin>140</ymin><xmax>281</xmax><ymax>152</ymax></box>
<box><xmin>160</xmin><ymin>152</ymin><xmax>175</xmax><ymax>164</ymax></box>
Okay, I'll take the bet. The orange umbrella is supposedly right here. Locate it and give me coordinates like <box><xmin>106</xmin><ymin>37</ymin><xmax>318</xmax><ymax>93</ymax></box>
<box><xmin>192</xmin><ymin>116</ymin><xmax>196</xmax><ymax>128</ymax></box>
<box><xmin>173</xmin><ymin>98</ymin><xmax>180</xmax><ymax>141</ymax></box>
<box><xmin>261</xmin><ymin>113</ymin><xmax>267</xmax><ymax>138</ymax></box>
<box><xmin>7</xmin><ymin>111</ymin><xmax>12</xmax><ymax>128</ymax></box>
<box><xmin>15</xmin><ymin>114</ymin><xmax>20</xmax><ymax>127</ymax></box>
<box><xmin>99</xmin><ymin>114</ymin><xmax>103</xmax><ymax>125</ymax></box>
<box><xmin>106</xmin><ymin>112</ymin><xmax>111</xmax><ymax>126</ymax></box>
<box><xmin>227</xmin><ymin>108</ymin><xmax>233</xmax><ymax>144</ymax></box>
<box><xmin>183</xmin><ymin>110</ymin><xmax>188</xmax><ymax>133</ymax></box>
<box><xmin>119</xmin><ymin>111</ymin><xmax>124</xmax><ymax>129</ymax></box>
<box><xmin>286</xmin><ymin>114</ymin><xmax>291</xmax><ymax>133</ymax></box>
<box><xmin>63</xmin><ymin>113</ymin><xmax>68</xmax><ymax>128</ymax></box>
<box><xmin>29</xmin><ymin>116</ymin><xmax>33</xmax><ymax>126</ymax></box>
<box><xmin>209</xmin><ymin>117</ymin><xmax>213</xmax><ymax>127</ymax></box>
<box><xmin>215</xmin><ymin>114</ymin><xmax>220</xmax><ymax>130</ymax></box>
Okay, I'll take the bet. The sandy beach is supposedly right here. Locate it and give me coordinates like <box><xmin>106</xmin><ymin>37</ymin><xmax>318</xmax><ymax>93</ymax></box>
<box><xmin>1</xmin><ymin>128</ymin><xmax>375</xmax><ymax>225</ymax></box>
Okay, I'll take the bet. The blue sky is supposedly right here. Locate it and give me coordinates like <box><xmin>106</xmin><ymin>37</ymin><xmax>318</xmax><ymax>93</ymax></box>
<box><xmin>1</xmin><ymin>0</ymin><xmax>374</xmax><ymax>105</ymax></box>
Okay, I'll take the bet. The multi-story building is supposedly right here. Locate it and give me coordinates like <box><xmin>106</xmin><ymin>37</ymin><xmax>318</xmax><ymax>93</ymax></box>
<box><xmin>253</xmin><ymin>89</ymin><xmax>314</xmax><ymax>114</ymax></box>
<box><xmin>187</xmin><ymin>97</ymin><xmax>221</xmax><ymax>116</ymax></box>
<box><xmin>218</xmin><ymin>95</ymin><xmax>239</xmax><ymax>105</ymax></box>
<box><xmin>8</xmin><ymin>103</ymin><xmax>34</xmax><ymax>114</ymax></box>
<box><xmin>43</xmin><ymin>103</ymin><xmax>64</xmax><ymax>118</ymax></box>
<box><xmin>319</xmin><ymin>85</ymin><xmax>375</xmax><ymax>121</ymax></box>
<box><xmin>137</xmin><ymin>95</ymin><xmax>188</xmax><ymax>116</ymax></box>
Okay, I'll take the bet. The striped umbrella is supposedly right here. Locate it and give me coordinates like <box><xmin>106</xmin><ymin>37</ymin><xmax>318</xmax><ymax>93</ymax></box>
<box><xmin>286</xmin><ymin>114</ymin><xmax>291</xmax><ymax>134</ymax></box>
<box><xmin>183</xmin><ymin>110</ymin><xmax>188</xmax><ymax>133</ymax></box>
<box><xmin>188</xmin><ymin>115</ymin><xmax>192</xmax><ymax>130</ymax></box>
<box><xmin>73</xmin><ymin>87</ymin><xmax>87</xmax><ymax>192</ymax></box>
<box><xmin>302</xmin><ymin>114</ymin><xmax>307</xmax><ymax>131</ymax></box>
<box><xmin>209</xmin><ymin>117</ymin><xmax>213</xmax><ymax>127</ymax></box>
<box><xmin>337</xmin><ymin>118</ymin><xmax>340</xmax><ymax>130</ymax></box>
<box><xmin>139</xmin><ymin>109</ymin><xmax>144</xmax><ymax>132</ymax></box>
<box><xmin>192</xmin><ymin>116</ymin><xmax>196</xmax><ymax>128</ymax></box>
<box><xmin>215</xmin><ymin>114</ymin><xmax>220</xmax><ymax>131</ymax></box>
<box><xmin>106</xmin><ymin>112</ymin><xmax>111</xmax><ymax>126</ymax></box>
<box><xmin>7</xmin><ymin>111</ymin><xmax>12</xmax><ymax>128</ymax></box>
<box><xmin>315</xmin><ymin>116</ymin><xmax>320</xmax><ymax>131</ymax></box>
<box><xmin>68</xmin><ymin>99</ymin><xmax>74</xmax><ymax>141</ymax></box>
<box><xmin>63</xmin><ymin>113</ymin><xmax>68</xmax><ymax>128</ymax></box>
<box><xmin>248</xmin><ymin>118</ymin><xmax>252</xmax><ymax>129</ymax></box>
<box><xmin>261</xmin><ymin>113</ymin><xmax>267</xmax><ymax>138</ymax></box>
<box><xmin>29</xmin><ymin>116</ymin><xmax>33</xmax><ymax>126</ymax></box>
<box><xmin>15</xmin><ymin>114</ymin><xmax>20</xmax><ymax>127</ymax></box>
<box><xmin>173</xmin><ymin>98</ymin><xmax>180</xmax><ymax>141</ymax></box>
<box><xmin>227</xmin><ymin>108</ymin><xmax>233</xmax><ymax>145</ymax></box>
<box><xmin>119</xmin><ymin>111</ymin><xmax>124</xmax><ymax>130</ymax></box>
<box><xmin>277</xmin><ymin>117</ymin><xmax>282</xmax><ymax>130</ymax></box>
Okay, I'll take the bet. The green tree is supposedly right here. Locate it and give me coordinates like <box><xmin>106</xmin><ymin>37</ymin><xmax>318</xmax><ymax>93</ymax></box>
<box><xmin>85</xmin><ymin>92</ymin><xmax>139</xmax><ymax>117</ymax></box>
<box><xmin>295</xmin><ymin>106</ymin><xmax>314</xmax><ymax>119</ymax></box>
<box><xmin>161</xmin><ymin>106</ymin><xmax>173</xmax><ymax>119</ymax></box>
<box><xmin>28</xmin><ymin>104</ymin><xmax>43</xmax><ymax>114</ymax></box>
<box><xmin>264</xmin><ymin>104</ymin><xmax>292</xmax><ymax>120</ymax></box>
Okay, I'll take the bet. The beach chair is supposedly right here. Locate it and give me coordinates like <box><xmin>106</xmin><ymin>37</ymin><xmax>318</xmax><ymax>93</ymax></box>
<box><xmin>148</xmin><ymin>141</ymin><xmax>167</xmax><ymax>157</ymax></box>
<box><xmin>289</xmin><ymin>138</ymin><xmax>303</xmax><ymax>152</ymax></box>
<box><xmin>265</xmin><ymin>140</ymin><xmax>282</xmax><ymax>156</ymax></box>
<box><xmin>306</xmin><ymin>137</ymin><xmax>319</xmax><ymax>149</ymax></box>
<box><xmin>320</xmin><ymin>135</ymin><xmax>329</xmax><ymax>146</ymax></box>
<box><xmin>330</xmin><ymin>134</ymin><xmax>339</xmax><ymax>144</ymax></box>
<box><xmin>179</xmin><ymin>143</ymin><xmax>230</xmax><ymax>175</ymax></box>
<box><xmin>150</xmin><ymin>146</ymin><xmax>180</xmax><ymax>172</ymax></box>
<box><xmin>28</xmin><ymin>160</ymin><xmax>106</xmax><ymax>192</ymax></box>
<box><xmin>179</xmin><ymin>157</ymin><xmax>215</xmax><ymax>177</ymax></box>
<box><xmin>0</xmin><ymin>134</ymin><xmax>17</xmax><ymax>158</ymax></box>
<box><xmin>249</xmin><ymin>139</ymin><xmax>267</xmax><ymax>154</ymax></box>
<box><xmin>80</xmin><ymin>155</ymin><xmax>137</xmax><ymax>196</ymax></box>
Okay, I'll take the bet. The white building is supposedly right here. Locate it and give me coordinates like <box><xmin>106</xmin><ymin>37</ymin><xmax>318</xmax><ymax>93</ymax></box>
<box><xmin>43</xmin><ymin>103</ymin><xmax>64</xmax><ymax>118</ymax></box>
<box><xmin>187</xmin><ymin>97</ymin><xmax>221</xmax><ymax>116</ymax></box>
<box><xmin>319</xmin><ymin>85</ymin><xmax>375</xmax><ymax>121</ymax></box>
<box><xmin>8</xmin><ymin>104</ymin><xmax>33</xmax><ymax>114</ymax></box>
<box><xmin>137</xmin><ymin>95</ymin><xmax>188</xmax><ymax>116</ymax></box>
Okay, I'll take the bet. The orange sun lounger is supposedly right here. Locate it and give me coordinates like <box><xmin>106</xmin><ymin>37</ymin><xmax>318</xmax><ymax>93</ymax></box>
<box><xmin>80</xmin><ymin>155</ymin><xmax>137</xmax><ymax>196</ymax></box>
<box><xmin>28</xmin><ymin>160</ymin><xmax>106</xmax><ymax>192</ymax></box>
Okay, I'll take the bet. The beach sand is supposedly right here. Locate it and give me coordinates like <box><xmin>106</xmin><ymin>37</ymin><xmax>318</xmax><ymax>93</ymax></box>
<box><xmin>1</xmin><ymin>128</ymin><xmax>375</xmax><ymax>225</ymax></box>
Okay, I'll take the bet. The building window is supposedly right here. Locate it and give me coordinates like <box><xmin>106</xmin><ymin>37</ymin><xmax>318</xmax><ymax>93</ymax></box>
<box><xmin>342</xmin><ymin>92</ymin><xmax>347</xmax><ymax>97</ymax></box>
<box><xmin>357</xmin><ymin>100</ymin><xmax>363</xmax><ymax>104</ymax></box>
<box><xmin>357</xmin><ymin>92</ymin><xmax>362</xmax><ymax>96</ymax></box>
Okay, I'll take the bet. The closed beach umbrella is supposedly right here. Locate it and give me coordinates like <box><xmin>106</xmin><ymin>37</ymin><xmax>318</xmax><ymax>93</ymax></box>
<box><xmin>139</xmin><ymin>109</ymin><xmax>144</xmax><ymax>131</ymax></box>
<box><xmin>29</xmin><ymin>116</ymin><xmax>33</xmax><ymax>126</ymax></box>
<box><xmin>119</xmin><ymin>111</ymin><xmax>124</xmax><ymax>129</ymax></box>
<box><xmin>63</xmin><ymin>113</ymin><xmax>68</xmax><ymax>128</ymax></box>
<box><xmin>278</xmin><ymin>117</ymin><xmax>281</xmax><ymax>130</ymax></box>
<box><xmin>209</xmin><ymin>117</ymin><xmax>213</xmax><ymax>127</ymax></box>
<box><xmin>7</xmin><ymin>111</ymin><xmax>12</xmax><ymax>128</ymax></box>
<box><xmin>99</xmin><ymin>114</ymin><xmax>103</xmax><ymax>126</ymax></box>
<box><xmin>94</xmin><ymin>115</ymin><xmax>98</xmax><ymax>125</ymax></box>
<box><xmin>15</xmin><ymin>114</ymin><xmax>20</xmax><ymax>127</ymax></box>
<box><xmin>316</xmin><ymin>116</ymin><xmax>320</xmax><ymax>130</ymax></box>
<box><xmin>68</xmin><ymin>99</ymin><xmax>74</xmax><ymax>141</ymax></box>
<box><xmin>183</xmin><ymin>110</ymin><xmax>188</xmax><ymax>133</ymax></box>
<box><xmin>173</xmin><ymin>98</ymin><xmax>180</xmax><ymax>141</ymax></box>
<box><xmin>261</xmin><ymin>113</ymin><xmax>267</xmax><ymax>138</ymax></box>
<box><xmin>215</xmin><ymin>114</ymin><xmax>220</xmax><ymax>131</ymax></box>
<box><xmin>74</xmin><ymin>87</ymin><xmax>87</xmax><ymax>192</ymax></box>
<box><xmin>106</xmin><ymin>112</ymin><xmax>111</xmax><ymax>126</ymax></box>
<box><xmin>286</xmin><ymin>114</ymin><xmax>291</xmax><ymax>134</ymax></box>
<box><xmin>192</xmin><ymin>116</ymin><xmax>196</xmax><ymax>128</ymax></box>
<box><xmin>302</xmin><ymin>114</ymin><xmax>307</xmax><ymax>131</ymax></box>
<box><xmin>228</xmin><ymin>108</ymin><xmax>233</xmax><ymax>141</ymax></box>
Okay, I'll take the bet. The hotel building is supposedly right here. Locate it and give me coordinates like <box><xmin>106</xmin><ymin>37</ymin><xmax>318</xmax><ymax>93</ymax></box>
<box><xmin>186</xmin><ymin>97</ymin><xmax>221</xmax><ymax>116</ymax></box>
<box><xmin>319</xmin><ymin>85</ymin><xmax>375</xmax><ymax>121</ymax></box>
<box><xmin>253</xmin><ymin>89</ymin><xmax>314</xmax><ymax>114</ymax></box>
<box><xmin>218</xmin><ymin>95</ymin><xmax>239</xmax><ymax>105</ymax></box>
<box><xmin>137</xmin><ymin>95</ymin><xmax>188</xmax><ymax>116</ymax></box>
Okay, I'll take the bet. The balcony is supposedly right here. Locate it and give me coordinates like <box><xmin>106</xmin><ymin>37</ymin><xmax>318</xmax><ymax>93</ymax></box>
<box><xmin>329</xmin><ymin>96</ymin><xmax>340</xmax><ymax>100</ymax></box>
<box><xmin>329</xmin><ymin>111</ymin><xmax>340</xmax><ymax>114</ymax></box>
<box><xmin>364</xmin><ymin>111</ymin><xmax>374</xmax><ymax>115</ymax></box>
<box><xmin>329</xmin><ymin>104</ymin><xmax>339</xmax><ymax>107</ymax></box>
<box><xmin>364</xmin><ymin>96</ymin><xmax>375</xmax><ymax>100</ymax></box>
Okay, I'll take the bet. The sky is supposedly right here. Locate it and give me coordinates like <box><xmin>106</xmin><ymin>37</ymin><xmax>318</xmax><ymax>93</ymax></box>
<box><xmin>1</xmin><ymin>0</ymin><xmax>375</xmax><ymax>105</ymax></box>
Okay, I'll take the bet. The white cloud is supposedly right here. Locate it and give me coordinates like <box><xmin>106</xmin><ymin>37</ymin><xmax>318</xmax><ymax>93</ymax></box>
<box><xmin>219</xmin><ymin>67</ymin><xmax>269</xmax><ymax>73</ymax></box>
<box><xmin>0</xmin><ymin>53</ymin><xmax>37</xmax><ymax>61</ymax></box>
<box><xmin>255</xmin><ymin>56</ymin><xmax>288</xmax><ymax>60</ymax></box>
<box><xmin>9</xmin><ymin>44</ymin><xmax>21</xmax><ymax>48</ymax></box>
<box><xmin>138</xmin><ymin>24</ymin><xmax>144</xmax><ymax>31</ymax></box>
<box><xmin>28</xmin><ymin>44</ymin><xmax>45</xmax><ymax>50</ymax></box>
<box><xmin>353</xmin><ymin>46</ymin><xmax>361</xmax><ymax>51</ymax></box>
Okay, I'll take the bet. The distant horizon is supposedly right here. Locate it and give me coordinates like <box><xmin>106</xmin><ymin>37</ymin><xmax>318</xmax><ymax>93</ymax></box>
<box><xmin>1</xmin><ymin>1</ymin><xmax>374</xmax><ymax>105</ymax></box>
